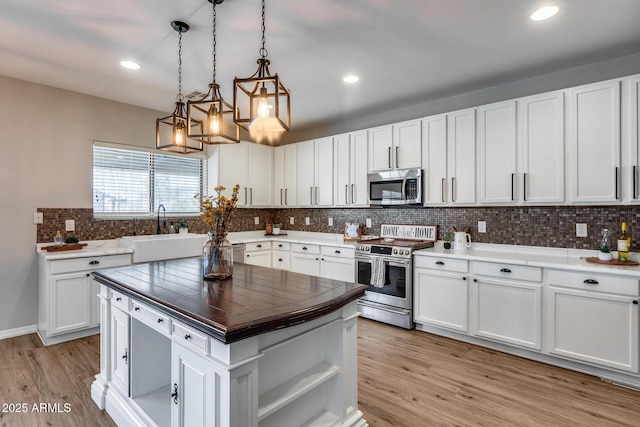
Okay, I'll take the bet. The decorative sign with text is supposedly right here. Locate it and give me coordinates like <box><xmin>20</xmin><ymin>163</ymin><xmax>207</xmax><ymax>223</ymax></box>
<box><xmin>379</xmin><ymin>224</ymin><xmax>437</xmax><ymax>241</ymax></box>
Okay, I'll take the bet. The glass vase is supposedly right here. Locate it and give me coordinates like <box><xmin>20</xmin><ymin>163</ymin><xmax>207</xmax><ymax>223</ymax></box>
<box><xmin>203</xmin><ymin>232</ymin><xmax>233</xmax><ymax>280</ymax></box>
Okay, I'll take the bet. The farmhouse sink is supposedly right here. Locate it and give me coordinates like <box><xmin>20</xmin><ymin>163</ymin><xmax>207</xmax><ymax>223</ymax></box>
<box><xmin>120</xmin><ymin>233</ymin><xmax>209</xmax><ymax>263</ymax></box>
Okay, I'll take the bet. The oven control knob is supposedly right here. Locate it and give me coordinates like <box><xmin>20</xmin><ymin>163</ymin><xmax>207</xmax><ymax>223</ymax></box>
<box><xmin>366</xmin><ymin>246</ymin><xmax>370</xmax><ymax>251</ymax></box>
<box><xmin>404</xmin><ymin>249</ymin><xmax>410</xmax><ymax>255</ymax></box>
<box><xmin>393</xmin><ymin>248</ymin><xmax>398</xmax><ymax>254</ymax></box>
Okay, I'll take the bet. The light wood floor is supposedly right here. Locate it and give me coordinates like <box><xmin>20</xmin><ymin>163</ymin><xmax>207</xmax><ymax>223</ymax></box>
<box><xmin>1</xmin><ymin>321</ymin><xmax>639</xmax><ymax>426</ymax></box>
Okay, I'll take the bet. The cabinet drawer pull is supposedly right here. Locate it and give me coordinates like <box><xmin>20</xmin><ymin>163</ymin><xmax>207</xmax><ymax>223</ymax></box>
<box><xmin>302</xmin><ymin>246</ymin><xmax>308</xmax><ymax>250</ymax></box>
<box><xmin>89</xmin><ymin>260</ymin><xmax>100</xmax><ymax>265</ymax></box>
<box><xmin>86</xmin><ymin>273</ymin><xmax>90</xmax><ymax>277</ymax></box>
<box><xmin>171</xmin><ymin>384</ymin><xmax>179</xmax><ymax>404</ymax></box>
<box><xmin>184</xmin><ymin>334</ymin><xmax>191</xmax><ymax>340</ymax></box>
<box><xmin>134</xmin><ymin>306</ymin><xmax>140</xmax><ymax>311</ymax></box>
<box><xmin>278</xmin><ymin>258</ymin><xmax>283</xmax><ymax>262</ymax></box>
<box><xmin>278</xmin><ymin>244</ymin><xmax>283</xmax><ymax>248</ymax></box>
<box><xmin>257</xmin><ymin>244</ymin><xmax>262</xmax><ymax>248</ymax></box>
<box><xmin>633</xmin><ymin>300</ymin><xmax>638</xmax><ymax>305</ymax></box>
<box><xmin>435</xmin><ymin>261</ymin><xmax>445</xmax><ymax>265</ymax></box>
<box><xmin>157</xmin><ymin>318</ymin><xmax>164</xmax><ymax>323</ymax></box>
<box><xmin>500</xmin><ymin>268</ymin><xmax>512</xmax><ymax>273</ymax></box>
<box><xmin>335</xmin><ymin>250</ymin><xmax>341</xmax><ymax>254</ymax></box>
<box><xmin>583</xmin><ymin>279</ymin><xmax>599</xmax><ymax>285</ymax></box>
<box><xmin>116</xmin><ymin>297</ymin><xmax>122</xmax><ymax>302</ymax></box>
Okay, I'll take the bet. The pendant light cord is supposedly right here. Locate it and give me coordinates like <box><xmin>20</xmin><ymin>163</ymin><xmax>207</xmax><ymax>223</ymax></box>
<box><xmin>177</xmin><ymin>28</ymin><xmax>184</xmax><ymax>102</ymax></box>
<box><xmin>259</xmin><ymin>0</ymin><xmax>267</xmax><ymax>58</ymax></box>
<box><xmin>212</xmin><ymin>0</ymin><xmax>217</xmax><ymax>84</ymax></box>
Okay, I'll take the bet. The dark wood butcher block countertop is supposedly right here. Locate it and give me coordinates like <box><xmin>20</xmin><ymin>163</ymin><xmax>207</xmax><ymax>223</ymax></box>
<box><xmin>92</xmin><ymin>257</ymin><xmax>367</xmax><ymax>344</ymax></box>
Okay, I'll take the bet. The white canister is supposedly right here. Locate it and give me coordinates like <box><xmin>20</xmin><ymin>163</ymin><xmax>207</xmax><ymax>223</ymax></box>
<box><xmin>453</xmin><ymin>232</ymin><xmax>471</xmax><ymax>250</ymax></box>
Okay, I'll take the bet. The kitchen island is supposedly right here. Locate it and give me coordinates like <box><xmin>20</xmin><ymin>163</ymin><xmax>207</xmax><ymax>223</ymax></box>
<box><xmin>90</xmin><ymin>257</ymin><xmax>368</xmax><ymax>427</ymax></box>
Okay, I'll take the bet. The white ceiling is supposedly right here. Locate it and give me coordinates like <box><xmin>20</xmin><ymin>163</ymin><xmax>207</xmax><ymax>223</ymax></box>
<box><xmin>2</xmin><ymin>0</ymin><xmax>640</xmax><ymax>134</ymax></box>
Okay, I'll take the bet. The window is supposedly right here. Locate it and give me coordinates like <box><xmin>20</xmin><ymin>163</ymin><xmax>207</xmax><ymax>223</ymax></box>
<box><xmin>93</xmin><ymin>142</ymin><xmax>207</xmax><ymax>216</ymax></box>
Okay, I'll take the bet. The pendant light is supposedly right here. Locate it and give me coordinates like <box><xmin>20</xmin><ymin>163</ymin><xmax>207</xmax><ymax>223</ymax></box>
<box><xmin>187</xmin><ymin>0</ymin><xmax>239</xmax><ymax>144</ymax></box>
<box><xmin>156</xmin><ymin>21</ymin><xmax>203</xmax><ymax>153</ymax></box>
<box><xmin>234</xmin><ymin>0</ymin><xmax>291</xmax><ymax>143</ymax></box>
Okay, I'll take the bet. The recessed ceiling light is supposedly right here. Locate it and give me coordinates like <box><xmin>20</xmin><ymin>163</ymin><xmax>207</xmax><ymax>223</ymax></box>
<box><xmin>530</xmin><ymin>5</ymin><xmax>559</xmax><ymax>21</ymax></box>
<box><xmin>120</xmin><ymin>60</ymin><xmax>141</xmax><ymax>70</ymax></box>
<box><xmin>343</xmin><ymin>75</ymin><xmax>360</xmax><ymax>83</ymax></box>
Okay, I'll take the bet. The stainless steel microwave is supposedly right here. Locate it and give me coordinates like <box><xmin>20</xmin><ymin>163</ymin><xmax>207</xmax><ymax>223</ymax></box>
<box><xmin>368</xmin><ymin>168</ymin><xmax>423</xmax><ymax>205</ymax></box>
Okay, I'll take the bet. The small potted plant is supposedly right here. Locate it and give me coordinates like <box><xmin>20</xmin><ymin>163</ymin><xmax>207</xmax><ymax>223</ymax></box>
<box><xmin>599</xmin><ymin>228</ymin><xmax>613</xmax><ymax>261</ymax></box>
<box><xmin>443</xmin><ymin>232</ymin><xmax>452</xmax><ymax>250</ymax></box>
<box><xmin>177</xmin><ymin>220</ymin><xmax>190</xmax><ymax>234</ymax></box>
<box><xmin>272</xmin><ymin>223</ymin><xmax>282</xmax><ymax>235</ymax></box>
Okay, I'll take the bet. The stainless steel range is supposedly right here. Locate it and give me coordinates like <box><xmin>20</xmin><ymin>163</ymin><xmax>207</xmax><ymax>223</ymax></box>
<box><xmin>355</xmin><ymin>224</ymin><xmax>436</xmax><ymax>329</ymax></box>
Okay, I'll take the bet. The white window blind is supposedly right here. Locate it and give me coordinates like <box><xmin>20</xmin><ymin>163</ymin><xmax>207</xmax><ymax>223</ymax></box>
<box><xmin>93</xmin><ymin>144</ymin><xmax>206</xmax><ymax>216</ymax></box>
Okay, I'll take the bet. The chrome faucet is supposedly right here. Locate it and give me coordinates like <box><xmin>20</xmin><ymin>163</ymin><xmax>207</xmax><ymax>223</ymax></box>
<box><xmin>157</xmin><ymin>204</ymin><xmax>166</xmax><ymax>234</ymax></box>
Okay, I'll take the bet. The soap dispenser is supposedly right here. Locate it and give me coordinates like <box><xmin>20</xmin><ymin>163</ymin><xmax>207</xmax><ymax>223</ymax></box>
<box><xmin>169</xmin><ymin>221</ymin><xmax>175</xmax><ymax>234</ymax></box>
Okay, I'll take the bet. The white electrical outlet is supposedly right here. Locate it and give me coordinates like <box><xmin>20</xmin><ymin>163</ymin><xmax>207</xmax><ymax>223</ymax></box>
<box><xmin>305</xmin><ymin>217</ymin><xmax>310</xmax><ymax>225</ymax></box>
<box><xmin>576</xmin><ymin>223</ymin><xmax>588</xmax><ymax>237</ymax></box>
<box><xmin>478</xmin><ymin>221</ymin><xmax>486</xmax><ymax>233</ymax></box>
<box><xmin>33</xmin><ymin>212</ymin><xmax>43</xmax><ymax>224</ymax></box>
<box><xmin>254</xmin><ymin>216</ymin><xmax>259</xmax><ymax>225</ymax></box>
<box><xmin>290</xmin><ymin>217</ymin><xmax>295</xmax><ymax>225</ymax></box>
<box><xmin>65</xmin><ymin>219</ymin><xmax>75</xmax><ymax>232</ymax></box>
<box><xmin>328</xmin><ymin>218</ymin><xmax>333</xmax><ymax>226</ymax></box>
<box><xmin>366</xmin><ymin>218</ymin><xmax>372</xmax><ymax>228</ymax></box>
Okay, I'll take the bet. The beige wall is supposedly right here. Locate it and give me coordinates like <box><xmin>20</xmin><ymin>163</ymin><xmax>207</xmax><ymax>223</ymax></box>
<box><xmin>0</xmin><ymin>75</ymin><xmax>167</xmax><ymax>334</ymax></box>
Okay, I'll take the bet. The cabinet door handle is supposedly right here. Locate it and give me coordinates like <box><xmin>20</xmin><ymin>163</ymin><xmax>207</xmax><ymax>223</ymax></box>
<box><xmin>395</xmin><ymin>146</ymin><xmax>399</xmax><ymax>168</ymax></box>
<box><xmin>86</xmin><ymin>273</ymin><xmax>91</xmax><ymax>277</ymax></box>
<box><xmin>633</xmin><ymin>300</ymin><xmax>638</xmax><ymax>305</ymax></box>
<box><xmin>436</xmin><ymin>261</ymin><xmax>445</xmax><ymax>265</ymax></box>
<box><xmin>171</xmin><ymin>383</ymin><xmax>179</xmax><ymax>404</ymax></box>
<box><xmin>351</xmin><ymin>184</ymin><xmax>355</xmax><ymax>204</ymax></box>
<box><xmin>285</xmin><ymin>188</ymin><xmax>288</xmax><ymax>206</ymax></box>
<box><xmin>315</xmin><ymin>257</ymin><xmax>319</xmax><ymax>261</ymax></box>
<box><xmin>451</xmin><ymin>177</ymin><xmax>456</xmax><ymax>202</ymax></box>
<box><xmin>615</xmin><ymin>166</ymin><xmax>619</xmax><ymax>200</ymax></box>
<box><xmin>280</xmin><ymin>188</ymin><xmax>283</xmax><ymax>205</ymax></box>
<box><xmin>583</xmin><ymin>279</ymin><xmax>599</xmax><ymax>285</ymax></box>
<box><xmin>184</xmin><ymin>334</ymin><xmax>192</xmax><ymax>340</ymax></box>
<box><xmin>463</xmin><ymin>277</ymin><xmax>467</xmax><ymax>281</ymax></box>
<box><xmin>523</xmin><ymin>173</ymin><xmax>527</xmax><ymax>202</ymax></box>
<box><xmin>634</xmin><ymin>166</ymin><xmax>638</xmax><ymax>199</ymax></box>
<box><xmin>441</xmin><ymin>178</ymin><xmax>446</xmax><ymax>203</ymax></box>
<box><xmin>250</xmin><ymin>188</ymin><xmax>253</xmax><ymax>205</ymax></box>
<box><xmin>511</xmin><ymin>173</ymin><xmax>515</xmax><ymax>201</ymax></box>
<box><xmin>388</xmin><ymin>147</ymin><xmax>392</xmax><ymax>169</ymax></box>
<box><xmin>89</xmin><ymin>260</ymin><xmax>100</xmax><ymax>265</ymax></box>
<box><xmin>244</xmin><ymin>187</ymin><xmax>248</xmax><ymax>204</ymax></box>
<box><xmin>345</xmin><ymin>185</ymin><xmax>349</xmax><ymax>204</ymax></box>
<box><xmin>257</xmin><ymin>244</ymin><xmax>262</xmax><ymax>248</ymax></box>
<box><xmin>310</xmin><ymin>187</ymin><xmax>313</xmax><ymax>205</ymax></box>
<box><xmin>122</xmin><ymin>349</ymin><xmax>128</xmax><ymax>364</ymax></box>
<box><xmin>500</xmin><ymin>268</ymin><xmax>512</xmax><ymax>273</ymax></box>
<box><xmin>473</xmin><ymin>278</ymin><xmax>477</xmax><ymax>282</ymax></box>
<box><xmin>316</xmin><ymin>187</ymin><xmax>319</xmax><ymax>205</ymax></box>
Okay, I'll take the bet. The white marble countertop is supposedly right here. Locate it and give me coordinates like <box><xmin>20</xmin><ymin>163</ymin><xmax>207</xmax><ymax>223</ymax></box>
<box><xmin>36</xmin><ymin>239</ymin><xmax>133</xmax><ymax>261</ymax></box>
<box><xmin>227</xmin><ymin>230</ymin><xmax>365</xmax><ymax>248</ymax></box>
<box><xmin>415</xmin><ymin>242</ymin><xmax>640</xmax><ymax>277</ymax></box>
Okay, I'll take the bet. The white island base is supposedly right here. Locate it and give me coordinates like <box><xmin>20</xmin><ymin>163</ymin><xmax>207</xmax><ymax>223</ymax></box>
<box><xmin>91</xmin><ymin>284</ymin><xmax>367</xmax><ymax>427</ymax></box>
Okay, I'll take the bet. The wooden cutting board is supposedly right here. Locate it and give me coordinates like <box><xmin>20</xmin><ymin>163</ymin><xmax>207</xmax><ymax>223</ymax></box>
<box><xmin>584</xmin><ymin>257</ymin><xmax>639</xmax><ymax>266</ymax></box>
<box><xmin>42</xmin><ymin>243</ymin><xmax>88</xmax><ymax>252</ymax></box>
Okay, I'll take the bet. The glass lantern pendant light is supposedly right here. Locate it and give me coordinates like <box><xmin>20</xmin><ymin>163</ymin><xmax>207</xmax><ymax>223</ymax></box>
<box><xmin>187</xmin><ymin>0</ymin><xmax>239</xmax><ymax>144</ymax></box>
<box><xmin>156</xmin><ymin>21</ymin><xmax>203</xmax><ymax>153</ymax></box>
<box><xmin>234</xmin><ymin>0</ymin><xmax>291</xmax><ymax>143</ymax></box>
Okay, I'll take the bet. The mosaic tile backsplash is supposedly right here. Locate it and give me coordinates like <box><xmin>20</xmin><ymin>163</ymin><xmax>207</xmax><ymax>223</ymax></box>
<box><xmin>37</xmin><ymin>206</ymin><xmax>640</xmax><ymax>251</ymax></box>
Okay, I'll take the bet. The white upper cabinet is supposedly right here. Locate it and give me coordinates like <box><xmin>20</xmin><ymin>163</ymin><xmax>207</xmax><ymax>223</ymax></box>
<box><xmin>297</xmin><ymin>138</ymin><xmax>333</xmax><ymax>207</ymax></box>
<box><xmin>422</xmin><ymin>114</ymin><xmax>448</xmax><ymax>205</ymax></box>
<box><xmin>273</xmin><ymin>144</ymin><xmax>297</xmax><ymax>207</ymax></box>
<box><xmin>423</xmin><ymin>109</ymin><xmax>476</xmax><ymax>206</ymax></box>
<box><xmin>334</xmin><ymin>130</ymin><xmax>368</xmax><ymax>207</ymax></box>
<box><xmin>447</xmin><ymin>108</ymin><xmax>477</xmax><ymax>205</ymax></box>
<box><xmin>218</xmin><ymin>141</ymin><xmax>273</xmax><ymax>207</ymax></box>
<box><xmin>623</xmin><ymin>74</ymin><xmax>640</xmax><ymax>203</ymax></box>
<box><xmin>368</xmin><ymin>119</ymin><xmax>421</xmax><ymax>172</ymax></box>
<box><xmin>567</xmin><ymin>79</ymin><xmax>621</xmax><ymax>203</ymax></box>
<box><xmin>478</xmin><ymin>100</ymin><xmax>517</xmax><ymax>204</ymax></box>
<box><xmin>518</xmin><ymin>91</ymin><xmax>565</xmax><ymax>204</ymax></box>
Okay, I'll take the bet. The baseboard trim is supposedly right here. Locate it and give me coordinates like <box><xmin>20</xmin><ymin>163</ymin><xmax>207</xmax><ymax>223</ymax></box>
<box><xmin>0</xmin><ymin>324</ymin><xmax>37</xmax><ymax>340</ymax></box>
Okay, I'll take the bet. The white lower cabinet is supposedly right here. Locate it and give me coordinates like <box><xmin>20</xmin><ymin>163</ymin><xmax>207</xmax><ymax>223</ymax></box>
<box><xmin>548</xmin><ymin>270</ymin><xmax>639</xmax><ymax>373</ymax></box>
<box><xmin>272</xmin><ymin>241</ymin><xmax>291</xmax><ymax>270</ymax></box>
<box><xmin>245</xmin><ymin>241</ymin><xmax>272</xmax><ymax>268</ymax></box>
<box><xmin>414</xmin><ymin>256</ymin><xmax>469</xmax><ymax>332</ymax></box>
<box><xmin>290</xmin><ymin>243</ymin><xmax>321</xmax><ymax>276</ymax></box>
<box><xmin>320</xmin><ymin>246</ymin><xmax>355</xmax><ymax>282</ymax></box>
<box><xmin>110</xmin><ymin>305</ymin><xmax>130</xmax><ymax>397</ymax></box>
<box><xmin>38</xmin><ymin>252</ymin><xmax>132</xmax><ymax>346</ymax></box>
<box><xmin>470</xmin><ymin>262</ymin><xmax>542</xmax><ymax>350</ymax></box>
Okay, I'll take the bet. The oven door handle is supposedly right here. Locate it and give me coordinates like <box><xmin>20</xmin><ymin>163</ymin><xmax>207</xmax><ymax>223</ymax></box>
<box><xmin>355</xmin><ymin>256</ymin><xmax>409</xmax><ymax>266</ymax></box>
<box><xmin>357</xmin><ymin>300</ymin><xmax>410</xmax><ymax>316</ymax></box>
